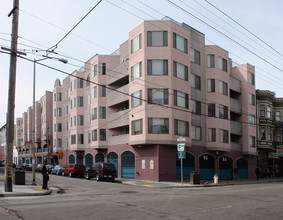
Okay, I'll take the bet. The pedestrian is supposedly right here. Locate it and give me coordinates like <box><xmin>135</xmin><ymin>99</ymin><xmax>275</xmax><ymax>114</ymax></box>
<box><xmin>42</xmin><ymin>161</ymin><xmax>49</xmax><ymax>190</ymax></box>
<box><xmin>255</xmin><ymin>166</ymin><xmax>260</xmax><ymax>180</ymax></box>
<box><xmin>233</xmin><ymin>166</ymin><xmax>239</xmax><ymax>180</ymax></box>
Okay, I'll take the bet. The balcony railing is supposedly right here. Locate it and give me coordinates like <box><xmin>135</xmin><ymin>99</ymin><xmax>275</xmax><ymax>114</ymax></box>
<box><xmin>108</xmin><ymin>134</ymin><xmax>129</xmax><ymax>146</ymax></box>
<box><xmin>108</xmin><ymin>84</ymin><xmax>129</xmax><ymax>107</ymax></box>
<box><xmin>230</xmin><ymin>120</ymin><xmax>242</xmax><ymax>136</ymax></box>
<box><xmin>230</xmin><ymin>98</ymin><xmax>242</xmax><ymax>114</ymax></box>
<box><xmin>108</xmin><ymin>109</ymin><xmax>129</xmax><ymax>129</ymax></box>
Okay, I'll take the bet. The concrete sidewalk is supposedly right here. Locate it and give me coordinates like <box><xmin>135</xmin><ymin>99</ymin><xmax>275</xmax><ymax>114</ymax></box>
<box><xmin>0</xmin><ymin>185</ymin><xmax>53</xmax><ymax>197</ymax></box>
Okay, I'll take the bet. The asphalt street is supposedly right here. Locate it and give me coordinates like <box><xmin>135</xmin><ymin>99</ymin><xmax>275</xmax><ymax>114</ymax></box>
<box><xmin>0</xmin><ymin>170</ymin><xmax>283</xmax><ymax>219</ymax></box>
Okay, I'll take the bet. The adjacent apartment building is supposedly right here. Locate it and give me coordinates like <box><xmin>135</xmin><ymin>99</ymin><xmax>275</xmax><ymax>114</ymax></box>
<box><xmin>16</xmin><ymin>17</ymin><xmax>257</xmax><ymax>181</ymax></box>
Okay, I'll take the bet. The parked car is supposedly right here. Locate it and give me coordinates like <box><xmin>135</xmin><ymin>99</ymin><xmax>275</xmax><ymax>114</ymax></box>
<box><xmin>51</xmin><ymin>165</ymin><xmax>65</xmax><ymax>175</ymax></box>
<box><xmin>63</xmin><ymin>164</ymin><xmax>85</xmax><ymax>178</ymax></box>
<box><xmin>26</xmin><ymin>163</ymin><xmax>33</xmax><ymax>171</ymax></box>
<box><xmin>21</xmin><ymin>163</ymin><xmax>28</xmax><ymax>170</ymax></box>
<box><xmin>46</xmin><ymin>164</ymin><xmax>54</xmax><ymax>174</ymax></box>
<box><xmin>85</xmin><ymin>162</ymin><xmax>117</xmax><ymax>181</ymax></box>
<box><xmin>36</xmin><ymin>164</ymin><xmax>43</xmax><ymax>172</ymax></box>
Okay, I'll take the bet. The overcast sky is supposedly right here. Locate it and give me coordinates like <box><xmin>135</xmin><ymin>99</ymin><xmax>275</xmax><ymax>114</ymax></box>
<box><xmin>1</xmin><ymin>0</ymin><xmax>283</xmax><ymax>126</ymax></box>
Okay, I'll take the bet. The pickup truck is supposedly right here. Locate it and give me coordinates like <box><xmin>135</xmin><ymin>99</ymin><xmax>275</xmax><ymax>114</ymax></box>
<box><xmin>63</xmin><ymin>164</ymin><xmax>85</xmax><ymax>178</ymax></box>
<box><xmin>85</xmin><ymin>162</ymin><xmax>117</xmax><ymax>181</ymax></box>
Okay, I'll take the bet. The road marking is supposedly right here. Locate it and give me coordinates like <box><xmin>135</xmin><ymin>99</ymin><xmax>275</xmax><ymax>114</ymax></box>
<box><xmin>140</xmin><ymin>185</ymin><xmax>153</xmax><ymax>187</ymax></box>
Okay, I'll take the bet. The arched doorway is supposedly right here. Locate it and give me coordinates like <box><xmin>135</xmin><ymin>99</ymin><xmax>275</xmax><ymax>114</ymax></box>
<box><xmin>219</xmin><ymin>156</ymin><xmax>233</xmax><ymax>180</ymax></box>
<box><xmin>69</xmin><ymin>155</ymin><xmax>75</xmax><ymax>164</ymax></box>
<box><xmin>85</xmin><ymin>153</ymin><xmax>93</xmax><ymax>169</ymax></box>
<box><xmin>237</xmin><ymin>158</ymin><xmax>249</xmax><ymax>179</ymax></box>
<box><xmin>107</xmin><ymin>152</ymin><xmax>118</xmax><ymax>174</ymax></box>
<box><xmin>95</xmin><ymin>153</ymin><xmax>104</xmax><ymax>163</ymax></box>
<box><xmin>77</xmin><ymin>154</ymin><xmax>84</xmax><ymax>165</ymax></box>
<box><xmin>176</xmin><ymin>152</ymin><xmax>195</xmax><ymax>179</ymax></box>
<box><xmin>199</xmin><ymin>154</ymin><xmax>215</xmax><ymax>179</ymax></box>
<box><xmin>121</xmin><ymin>151</ymin><xmax>135</xmax><ymax>179</ymax></box>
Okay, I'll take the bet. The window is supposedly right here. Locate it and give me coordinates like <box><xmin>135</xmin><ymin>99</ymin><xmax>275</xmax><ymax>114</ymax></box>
<box><xmin>174</xmin><ymin>119</ymin><xmax>189</xmax><ymax>137</ymax></box>
<box><xmin>190</xmin><ymin>48</ymin><xmax>200</xmax><ymax>65</ymax></box>
<box><xmin>78</xmin><ymin>96</ymin><xmax>83</xmax><ymax>107</ymax></box>
<box><xmin>248</xmin><ymin>72</ymin><xmax>255</xmax><ymax>85</ymax></box>
<box><xmin>57</xmin><ymin>139</ymin><xmax>62</xmax><ymax>147</ymax></box>
<box><xmin>173</xmin><ymin>33</ymin><xmax>188</xmax><ymax>53</ymax></box>
<box><xmin>53</xmin><ymin>124</ymin><xmax>56</xmax><ymax>132</ymax></box>
<box><xmin>57</xmin><ymin>93</ymin><xmax>62</xmax><ymax>101</ymax></box>
<box><xmin>147</xmin><ymin>31</ymin><xmax>168</xmax><ymax>46</ymax></box>
<box><xmin>208</xmin><ymin>128</ymin><xmax>216</xmax><ymax>142</ymax></box>
<box><xmin>131</xmin><ymin>62</ymin><xmax>142</xmax><ymax>81</ymax></box>
<box><xmin>266</xmin><ymin>105</ymin><xmax>271</xmax><ymax>118</ymax></box>
<box><xmin>65</xmin><ymin>88</ymin><xmax>70</xmax><ymax>100</ymax></box>
<box><xmin>71</xmin><ymin>116</ymin><xmax>76</xmax><ymax>127</ymax></box>
<box><xmin>249</xmin><ymin>93</ymin><xmax>255</xmax><ymax>105</ymax></box>
<box><xmin>88</xmin><ymin>113</ymin><xmax>91</xmax><ymax>124</ymax></box>
<box><xmin>275</xmin><ymin>111</ymin><xmax>280</xmax><ymax>121</ymax></box>
<box><xmin>99</xmin><ymin>85</ymin><xmax>106</xmax><ymax>97</ymax></box>
<box><xmin>174</xmin><ymin>90</ymin><xmax>188</xmax><ymax>109</ymax></box>
<box><xmin>219</xmin><ymin>129</ymin><xmax>229</xmax><ymax>143</ymax></box>
<box><xmin>92</xmin><ymin>129</ymin><xmax>97</xmax><ymax>141</ymax></box>
<box><xmin>53</xmin><ymin>109</ymin><xmax>56</xmax><ymax>117</ymax></box>
<box><xmin>131</xmin><ymin>119</ymin><xmax>143</xmax><ymax>135</ymax></box>
<box><xmin>191</xmin><ymin>73</ymin><xmax>201</xmax><ymax>90</ymax></box>
<box><xmin>57</xmin><ymin>108</ymin><xmax>62</xmax><ymax>117</ymax></box>
<box><xmin>219</xmin><ymin>105</ymin><xmax>228</xmax><ymax>119</ymax></box>
<box><xmin>208</xmin><ymin>104</ymin><xmax>216</xmax><ymax>117</ymax></box>
<box><xmin>148</xmin><ymin>88</ymin><xmax>168</xmax><ymax>105</ymax></box>
<box><xmin>173</xmin><ymin>61</ymin><xmax>188</xmax><ymax>81</ymax></box>
<box><xmin>218</xmin><ymin>81</ymin><xmax>228</xmax><ymax>95</ymax></box>
<box><xmin>65</xmin><ymin>121</ymin><xmax>69</xmax><ymax>131</ymax></box>
<box><xmin>148</xmin><ymin>118</ymin><xmax>169</xmax><ymax>134</ymax></box>
<box><xmin>99</xmin><ymin>107</ymin><xmax>106</xmax><ymax>119</ymax></box>
<box><xmin>131</xmin><ymin>90</ymin><xmax>142</xmax><ymax>108</ymax></box>
<box><xmin>207</xmin><ymin>54</ymin><xmax>215</xmax><ymax>68</ymax></box>
<box><xmin>71</xmin><ymin>80</ymin><xmax>76</xmax><ymax>91</ymax></box>
<box><xmin>77</xmin><ymin>78</ymin><xmax>83</xmax><ymax>88</ymax></box>
<box><xmin>54</xmin><ymin>94</ymin><xmax>56</xmax><ymax>102</ymax></box>
<box><xmin>218</xmin><ymin>56</ymin><xmax>227</xmax><ymax>72</ymax></box>
<box><xmin>147</xmin><ymin>60</ymin><xmax>168</xmax><ymax>75</ymax></box>
<box><xmin>87</xmin><ymin>94</ymin><xmax>91</xmax><ymax>105</ymax></box>
<box><xmin>131</xmin><ymin>34</ymin><xmax>141</xmax><ymax>54</ymax></box>
<box><xmin>92</xmin><ymin>86</ymin><xmax>97</xmax><ymax>99</ymax></box>
<box><xmin>249</xmin><ymin>115</ymin><xmax>255</xmax><ymax>126</ymax></box>
<box><xmin>249</xmin><ymin>136</ymin><xmax>255</xmax><ymax>148</ymax></box>
<box><xmin>65</xmin><ymin>105</ymin><xmax>69</xmax><ymax>115</ymax></box>
<box><xmin>191</xmin><ymin>126</ymin><xmax>201</xmax><ymax>140</ymax></box>
<box><xmin>100</xmin><ymin>129</ymin><xmax>106</xmax><ymax>141</ymax></box>
<box><xmin>86</xmin><ymin>74</ymin><xmax>90</xmax><ymax>87</ymax></box>
<box><xmin>92</xmin><ymin>108</ymin><xmax>97</xmax><ymax>120</ymax></box>
<box><xmin>260</xmin><ymin>128</ymin><xmax>266</xmax><ymax>140</ymax></box>
<box><xmin>78</xmin><ymin>115</ymin><xmax>84</xmax><ymax>126</ymax></box>
<box><xmin>57</xmin><ymin>123</ymin><xmax>62</xmax><ymax>132</ymax></box>
<box><xmin>71</xmin><ymin>98</ymin><xmax>76</xmax><ymax>109</ymax></box>
<box><xmin>260</xmin><ymin>104</ymin><xmax>265</xmax><ymax>117</ymax></box>
<box><xmin>99</xmin><ymin>63</ymin><xmax>106</xmax><ymax>75</ymax></box>
<box><xmin>92</xmin><ymin>65</ymin><xmax>97</xmax><ymax>78</ymax></box>
<box><xmin>78</xmin><ymin>134</ymin><xmax>84</xmax><ymax>144</ymax></box>
<box><xmin>88</xmin><ymin>133</ymin><xmax>91</xmax><ymax>144</ymax></box>
<box><xmin>71</xmin><ymin>134</ymin><xmax>76</xmax><ymax>144</ymax></box>
<box><xmin>191</xmin><ymin>100</ymin><xmax>201</xmax><ymax>115</ymax></box>
<box><xmin>207</xmin><ymin>79</ymin><xmax>215</xmax><ymax>92</ymax></box>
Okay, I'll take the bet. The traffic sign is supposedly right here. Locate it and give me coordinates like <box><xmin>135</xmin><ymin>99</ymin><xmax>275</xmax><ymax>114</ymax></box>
<box><xmin>177</xmin><ymin>143</ymin><xmax>185</xmax><ymax>151</ymax></box>
<box><xmin>178</xmin><ymin>151</ymin><xmax>186</xmax><ymax>159</ymax></box>
<box><xmin>58</xmin><ymin>151</ymin><xmax>64</xmax><ymax>158</ymax></box>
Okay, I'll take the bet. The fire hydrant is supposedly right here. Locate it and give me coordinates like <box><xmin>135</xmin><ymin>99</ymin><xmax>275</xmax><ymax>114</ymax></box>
<box><xmin>213</xmin><ymin>173</ymin><xmax>219</xmax><ymax>184</ymax></box>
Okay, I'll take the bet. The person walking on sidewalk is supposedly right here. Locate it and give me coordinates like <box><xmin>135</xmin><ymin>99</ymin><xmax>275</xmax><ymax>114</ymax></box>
<box><xmin>42</xmin><ymin>161</ymin><xmax>49</xmax><ymax>190</ymax></box>
<box><xmin>255</xmin><ymin>166</ymin><xmax>260</xmax><ymax>180</ymax></box>
<box><xmin>233</xmin><ymin>166</ymin><xmax>239</xmax><ymax>180</ymax></box>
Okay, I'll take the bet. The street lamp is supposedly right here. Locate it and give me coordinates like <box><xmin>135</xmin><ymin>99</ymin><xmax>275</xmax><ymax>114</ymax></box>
<box><xmin>32</xmin><ymin>56</ymin><xmax>68</xmax><ymax>185</ymax></box>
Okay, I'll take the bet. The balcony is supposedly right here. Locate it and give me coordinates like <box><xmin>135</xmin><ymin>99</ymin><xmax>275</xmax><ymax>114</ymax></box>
<box><xmin>108</xmin><ymin>84</ymin><xmax>129</xmax><ymax>107</ymax></box>
<box><xmin>230</xmin><ymin>121</ymin><xmax>242</xmax><ymax>136</ymax></box>
<box><xmin>108</xmin><ymin>134</ymin><xmax>129</xmax><ymax>146</ymax></box>
<box><xmin>108</xmin><ymin>109</ymin><xmax>129</xmax><ymax>129</ymax></box>
<box><xmin>108</xmin><ymin>60</ymin><xmax>129</xmax><ymax>85</ymax></box>
<box><xmin>257</xmin><ymin>140</ymin><xmax>274</xmax><ymax>151</ymax></box>
<box><xmin>230</xmin><ymin>98</ymin><xmax>242</xmax><ymax>114</ymax></box>
<box><xmin>230</xmin><ymin>76</ymin><xmax>241</xmax><ymax>93</ymax></box>
<box><xmin>231</xmin><ymin>142</ymin><xmax>242</xmax><ymax>151</ymax></box>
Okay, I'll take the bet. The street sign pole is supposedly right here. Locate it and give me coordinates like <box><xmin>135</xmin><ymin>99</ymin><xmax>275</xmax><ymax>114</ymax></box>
<box><xmin>177</xmin><ymin>137</ymin><xmax>185</xmax><ymax>186</ymax></box>
<box><xmin>181</xmin><ymin>157</ymin><xmax>183</xmax><ymax>186</ymax></box>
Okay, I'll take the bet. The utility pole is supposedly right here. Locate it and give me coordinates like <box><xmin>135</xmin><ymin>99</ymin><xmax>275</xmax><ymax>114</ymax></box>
<box><xmin>5</xmin><ymin>0</ymin><xmax>19</xmax><ymax>192</ymax></box>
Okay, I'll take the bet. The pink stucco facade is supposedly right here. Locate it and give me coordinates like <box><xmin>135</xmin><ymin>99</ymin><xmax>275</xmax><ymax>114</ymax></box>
<box><xmin>16</xmin><ymin>18</ymin><xmax>257</xmax><ymax>181</ymax></box>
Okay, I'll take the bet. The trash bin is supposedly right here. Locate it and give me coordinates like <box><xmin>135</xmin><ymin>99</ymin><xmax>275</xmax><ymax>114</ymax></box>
<box><xmin>190</xmin><ymin>171</ymin><xmax>200</xmax><ymax>184</ymax></box>
<box><xmin>14</xmin><ymin>169</ymin><xmax>25</xmax><ymax>185</ymax></box>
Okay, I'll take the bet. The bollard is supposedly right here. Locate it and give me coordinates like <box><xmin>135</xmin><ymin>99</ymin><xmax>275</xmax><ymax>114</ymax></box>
<box><xmin>213</xmin><ymin>173</ymin><xmax>218</xmax><ymax>184</ymax></box>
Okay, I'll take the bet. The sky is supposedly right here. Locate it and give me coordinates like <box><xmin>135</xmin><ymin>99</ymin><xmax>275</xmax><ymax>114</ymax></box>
<box><xmin>1</xmin><ymin>0</ymin><xmax>283</xmax><ymax>126</ymax></box>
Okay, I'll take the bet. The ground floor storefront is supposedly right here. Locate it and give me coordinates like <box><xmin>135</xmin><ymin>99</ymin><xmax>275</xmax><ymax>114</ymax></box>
<box><xmin>54</xmin><ymin>144</ymin><xmax>257</xmax><ymax>181</ymax></box>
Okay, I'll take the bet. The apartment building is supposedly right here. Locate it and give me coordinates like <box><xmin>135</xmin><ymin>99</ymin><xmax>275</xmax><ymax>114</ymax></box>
<box><xmin>256</xmin><ymin>90</ymin><xmax>283</xmax><ymax>177</ymax></box>
<box><xmin>16</xmin><ymin>18</ymin><xmax>257</xmax><ymax>181</ymax></box>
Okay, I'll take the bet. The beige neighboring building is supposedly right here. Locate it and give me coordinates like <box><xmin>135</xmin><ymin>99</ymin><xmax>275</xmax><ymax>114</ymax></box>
<box><xmin>16</xmin><ymin>17</ymin><xmax>258</xmax><ymax>181</ymax></box>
